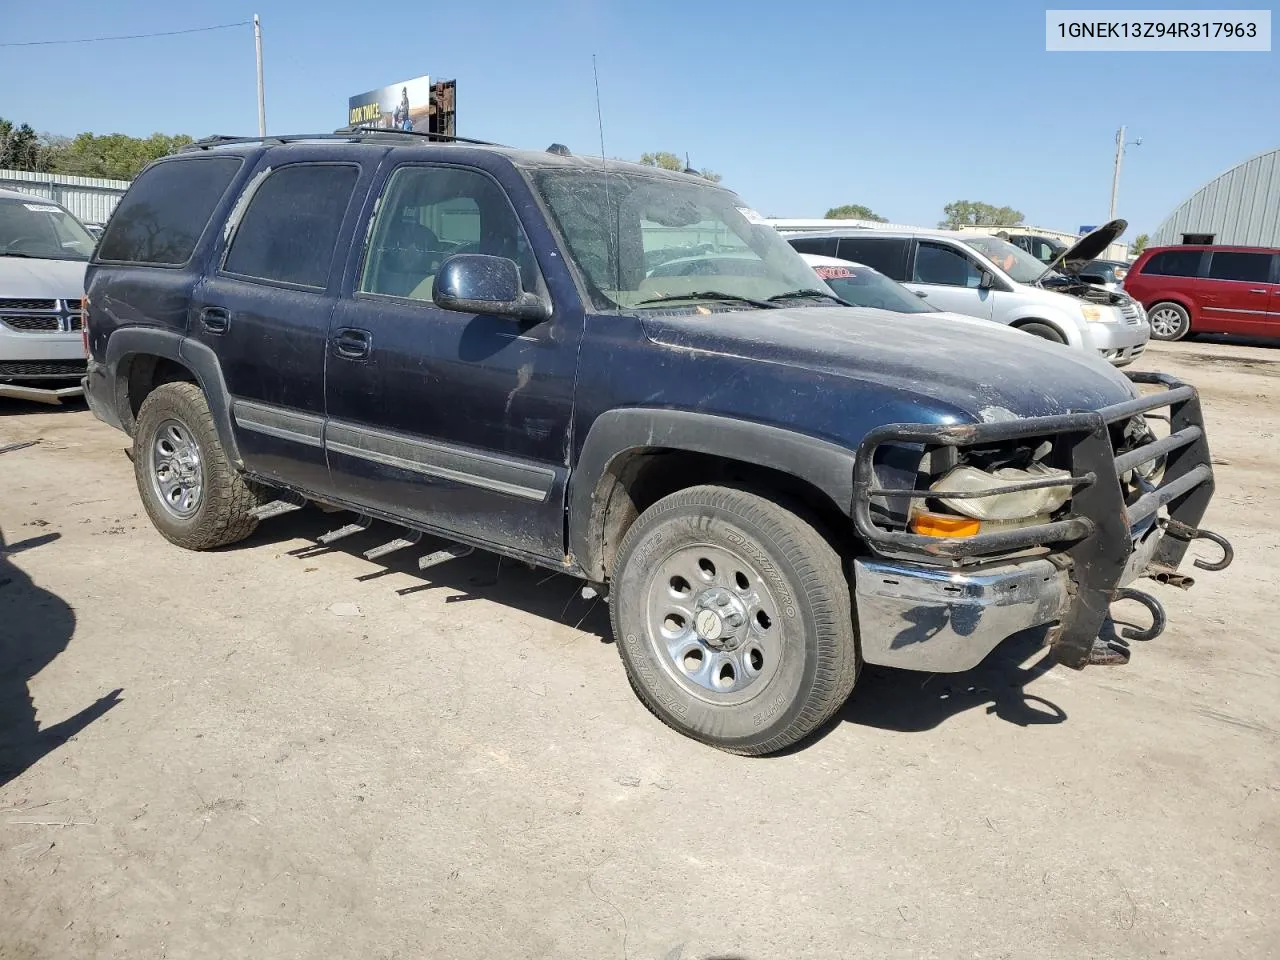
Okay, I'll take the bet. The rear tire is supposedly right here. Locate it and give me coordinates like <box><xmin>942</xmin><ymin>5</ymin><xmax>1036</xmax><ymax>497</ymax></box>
<box><xmin>610</xmin><ymin>485</ymin><xmax>860</xmax><ymax>755</ymax></box>
<box><xmin>1148</xmin><ymin>301</ymin><xmax>1191</xmax><ymax>341</ymax></box>
<box><xmin>133</xmin><ymin>382</ymin><xmax>260</xmax><ymax>550</ymax></box>
<box><xmin>1017</xmin><ymin>321</ymin><xmax>1066</xmax><ymax>344</ymax></box>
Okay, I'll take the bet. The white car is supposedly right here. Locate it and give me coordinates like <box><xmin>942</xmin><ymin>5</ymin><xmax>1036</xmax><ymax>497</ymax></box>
<box><xmin>798</xmin><ymin>253</ymin><xmax>974</xmax><ymax>318</ymax></box>
<box><xmin>787</xmin><ymin>221</ymin><xmax>1150</xmax><ymax>366</ymax></box>
<box><xmin>0</xmin><ymin>188</ymin><xmax>93</xmax><ymax>402</ymax></box>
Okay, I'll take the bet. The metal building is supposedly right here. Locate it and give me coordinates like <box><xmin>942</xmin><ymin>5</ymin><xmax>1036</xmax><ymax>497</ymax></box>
<box><xmin>0</xmin><ymin>167</ymin><xmax>131</xmax><ymax>227</ymax></box>
<box><xmin>1150</xmin><ymin>147</ymin><xmax>1280</xmax><ymax>247</ymax></box>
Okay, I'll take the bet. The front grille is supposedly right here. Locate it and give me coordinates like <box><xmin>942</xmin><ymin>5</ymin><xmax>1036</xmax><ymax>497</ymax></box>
<box><xmin>1</xmin><ymin>314</ymin><xmax>60</xmax><ymax>332</ymax></box>
<box><xmin>0</xmin><ymin>359</ymin><xmax>88</xmax><ymax>379</ymax></box>
<box><xmin>0</xmin><ymin>298</ymin><xmax>56</xmax><ymax>311</ymax></box>
<box><xmin>1119</xmin><ymin>301</ymin><xmax>1142</xmax><ymax>324</ymax></box>
<box><xmin>69</xmin><ymin>314</ymin><xmax>84</xmax><ymax>330</ymax></box>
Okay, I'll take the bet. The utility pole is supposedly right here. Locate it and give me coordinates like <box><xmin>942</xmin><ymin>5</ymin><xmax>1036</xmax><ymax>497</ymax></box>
<box><xmin>254</xmin><ymin>15</ymin><xmax>266</xmax><ymax>137</ymax></box>
<box><xmin>1109</xmin><ymin>125</ymin><xmax>1142</xmax><ymax>221</ymax></box>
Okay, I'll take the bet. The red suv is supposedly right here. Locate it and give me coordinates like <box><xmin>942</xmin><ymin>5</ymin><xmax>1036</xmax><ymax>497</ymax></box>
<box><xmin>1123</xmin><ymin>244</ymin><xmax>1280</xmax><ymax>341</ymax></box>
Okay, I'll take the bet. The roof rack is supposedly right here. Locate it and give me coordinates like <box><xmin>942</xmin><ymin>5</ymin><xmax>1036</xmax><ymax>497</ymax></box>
<box><xmin>337</xmin><ymin>125</ymin><xmax>502</xmax><ymax>147</ymax></box>
<box><xmin>181</xmin><ymin>128</ymin><xmax>503</xmax><ymax>153</ymax></box>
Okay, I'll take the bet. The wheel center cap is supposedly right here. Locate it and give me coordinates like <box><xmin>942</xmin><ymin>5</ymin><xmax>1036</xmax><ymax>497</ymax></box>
<box><xmin>695</xmin><ymin>608</ymin><xmax>724</xmax><ymax>642</ymax></box>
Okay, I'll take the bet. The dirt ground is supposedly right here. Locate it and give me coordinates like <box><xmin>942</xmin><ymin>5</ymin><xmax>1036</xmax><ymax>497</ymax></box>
<box><xmin>1</xmin><ymin>339</ymin><xmax>1277</xmax><ymax>960</ymax></box>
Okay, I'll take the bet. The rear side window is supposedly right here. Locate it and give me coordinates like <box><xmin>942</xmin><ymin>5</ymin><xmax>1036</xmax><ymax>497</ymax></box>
<box><xmin>223</xmin><ymin>164</ymin><xmax>358</xmax><ymax>288</ymax></box>
<box><xmin>788</xmin><ymin>236</ymin><xmax>838</xmax><ymax>257</ymax></box>
<box><xmin>1140</xmin><ymin>250</ymin><xmax>1202</xmax><ymax>277</ymax></box>
<box><xmin>1206</xmin><ymin>251</ymin><xmax>1273</xmax><ymax>283</ymax></box>
<box><xmin>96</xmin><ymin>157</ymin><xmax>242</xmax><ymax>265</ymax></box>
<box><xmin>836</xmin><ymin>237</ymin><xmax>910</xmax><ymax>280</ymax></box>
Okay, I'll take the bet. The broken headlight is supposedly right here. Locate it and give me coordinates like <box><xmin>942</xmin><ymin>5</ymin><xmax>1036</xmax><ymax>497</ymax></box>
<box><xmin>929</xmin><ymin>461</ymin><xmax>1074</xmax><ymax>522</ymax></box>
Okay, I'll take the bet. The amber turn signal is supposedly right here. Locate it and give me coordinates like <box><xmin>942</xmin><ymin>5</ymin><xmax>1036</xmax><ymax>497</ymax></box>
<box><xmin>909</xmin><ymin>511</ymin><xmax>982</xmax><ymax>538</ymax></box>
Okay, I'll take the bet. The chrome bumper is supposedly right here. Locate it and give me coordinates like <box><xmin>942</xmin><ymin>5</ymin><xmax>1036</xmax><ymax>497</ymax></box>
<box><xmin>854</xmin><ymin>556</ymin><xmax>1069</xmax><ymax>672</ymax></box>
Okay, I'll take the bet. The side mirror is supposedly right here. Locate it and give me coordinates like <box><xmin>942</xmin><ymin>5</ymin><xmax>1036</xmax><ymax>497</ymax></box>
<box><xmin>433</xmin><ymin>254</ymin><xmax>551</xmax><ymax>323</ymax></box>
<box><xmin>978</xmin><ymin>270</ymin><xmax>995</xmax><ymax>290</ymax></box>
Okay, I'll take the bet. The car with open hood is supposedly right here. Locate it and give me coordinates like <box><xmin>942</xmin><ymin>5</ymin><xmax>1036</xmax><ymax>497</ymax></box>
<box><xmin>0</xmin><ymin>188</ymin><xmax>93</xmax><ymax>402</ymax></box>
<box><xmin>82</xmin><ymin>132</ymin><xmax>1230</xmax><ymax>754</ymax></box>
<box><xmin>786</xmin><ymin>220</ymin><xmax>1150</xmax><ymax>366</ymax></box>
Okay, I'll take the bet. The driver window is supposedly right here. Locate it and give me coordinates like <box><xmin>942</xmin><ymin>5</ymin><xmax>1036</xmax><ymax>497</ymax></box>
<box><xmin>913</xmin><ymin>241</ymin><xmax>981</xmax><ymax>288</ymax></box>
<box><xmin>360</xmin><ymin>166</ymin><xmax>536</xmax><ymax>301</ymax></box>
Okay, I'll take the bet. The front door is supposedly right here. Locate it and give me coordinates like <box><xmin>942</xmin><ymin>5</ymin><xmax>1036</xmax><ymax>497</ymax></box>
<box><xmin>190</xmin><ymin>159</ymin><xmax>362</xmax><ymax>493</ymax></box>
<box><xmin>1199</xmin><ymin>250</ymin><xmax>1278</xmax><ymax>335</ymax></box>
<box><xmin>324</xmin><ymin>162</ymin><xmax>582</xmax><ymax>561</ymax></box>
<box><xmin>904</xmin><ymin>240</ymin><xmax>995</xmax><ymax>320</ymax></box>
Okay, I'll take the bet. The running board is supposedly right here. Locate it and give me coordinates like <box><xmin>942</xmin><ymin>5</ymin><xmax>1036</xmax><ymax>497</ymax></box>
<box><xmin>249</xmin><ymin>493</ymin><xmax>306</xmax><ymax>521</ymax></box>
<box><xmin>317</xmin><ymin>516</ymin><xmax>373</xmax><ymax>545</ymax></box>
<box><xmin>363</xmin><ymin>532</ymin><xmax>422</xmax><ymax>561</ymax></box>
<box><xmin>419</xmin><ymin>544</ymin><xmax>474</xmax><ymax>571</ymax></box>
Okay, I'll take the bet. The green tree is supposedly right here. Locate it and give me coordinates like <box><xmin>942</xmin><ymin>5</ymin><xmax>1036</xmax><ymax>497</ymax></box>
<box><xmin>824</xmin><ymin>204</ymin><xmax>887</xmax><ymax>222</ymax></box>
<box><xmin>49</xmin><ymin>132</ymin><xmax>194</xmax><ymax>180</ymax></box>
<box><xmin>938</xmin><ymin>201</ymin><xmax>1025</xmax><ymax>229</ymax></box>
<box><xmin>0</xmin><ymin>119</ymin><xmax>49</xmax><ymax>171</ymax></box>
<box><xmin>1132</xmin><ymin>233</ymin><xmax>1150</xmax><ymax>255</ymax></box>
<box><xmin>638</xmin><ymin>151</ymin><xmax>721</xmax><ymax>182</ymax></box>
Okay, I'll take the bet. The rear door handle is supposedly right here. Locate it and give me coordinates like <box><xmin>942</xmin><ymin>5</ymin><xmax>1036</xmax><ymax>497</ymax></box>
<box><xmin>332</xmin><ymin>327</ymin><xmax>372</xmax><ymax>360</ymax></box>
<box><xmin>1249</xmin><ymin>288</ymin><xmax>1268</xmax><ymax>294</ymax></box>
<box><xmin>200</xmin><ymin>306</ymin><xmax>231</xmax><ymax>334</ymax></box>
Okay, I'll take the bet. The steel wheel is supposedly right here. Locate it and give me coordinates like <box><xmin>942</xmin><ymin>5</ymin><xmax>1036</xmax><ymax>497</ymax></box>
<box><xmin>645</xmin><ymin>542</ymin><xmax>782</xmax><ymax>706</ymax></box>
<box><xmin>147</xmin><ymin>418</ymin><xmax>204</xmax><ymax>519</ymax></box>
<box><xmin>1148</xmin><ymin>303</ymin><xmax>1189</xmax><ymax>341</ymax></box>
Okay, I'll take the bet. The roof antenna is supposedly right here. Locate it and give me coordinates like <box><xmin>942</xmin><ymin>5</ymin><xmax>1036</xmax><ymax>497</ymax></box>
<box><xmin>592</xmin><ymin>54</ymin><xmax>619</xmax><ymax>291</ymax></box>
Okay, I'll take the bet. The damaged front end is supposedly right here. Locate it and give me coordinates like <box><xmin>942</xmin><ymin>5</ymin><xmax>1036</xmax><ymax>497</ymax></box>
<box><xmin>849</xmin><ymin>372</ymin><xmax>1232</xmax><ymax>672</ymax></box>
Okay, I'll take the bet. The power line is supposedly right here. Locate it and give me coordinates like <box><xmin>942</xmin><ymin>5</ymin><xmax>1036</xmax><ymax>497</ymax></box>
<box><xmin>0</xmin><ymin>20</ymin><xmax>251</xmax><ymax>48</ymax></box>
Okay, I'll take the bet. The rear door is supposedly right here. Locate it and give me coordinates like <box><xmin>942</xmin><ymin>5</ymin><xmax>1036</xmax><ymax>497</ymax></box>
<box><xmin>1200</xmin><ymin>250</ymin><xmax>1278</xmax><ymax>335</ymax></box>
<box><xmin>903</xmin><ymin>239</ymin><xmax>994</xmax><ymax>319</ymax></box>
<box><xmin>190</xmin><ymin>155</ymin><xmax>364</xmax><ymax>492</ymax></box>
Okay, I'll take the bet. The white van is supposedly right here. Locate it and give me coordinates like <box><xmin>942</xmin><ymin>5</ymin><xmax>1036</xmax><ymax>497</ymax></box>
<box><xmin>784</xmin><ymin>220</ymin><xmax>1150</xmax><ymax>366</ymax></box>
<box><xmin>0</xmin><ymin>189</ymin><xmax>93</xmax><ymax>402</ymax></box>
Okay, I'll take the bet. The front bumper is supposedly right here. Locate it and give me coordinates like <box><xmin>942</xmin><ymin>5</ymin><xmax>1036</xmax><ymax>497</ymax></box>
<box><xmin>1087</xmin><ymin>318</ymin><xmax>1150</xmax><ymax>366</ymax></box>
<box><xmin>851</xmin><ymin>372</ymin><xmax>1231</xmax><ymax>671</ymax></box>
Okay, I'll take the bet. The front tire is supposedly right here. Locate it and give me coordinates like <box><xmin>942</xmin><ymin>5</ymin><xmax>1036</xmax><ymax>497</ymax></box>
<box><xmin>1017</xmin><ymin>321</ymin><xmax>1066</xmax><ymax>344</ymax></box>
<box><xmin>610</xmin><ymin>485</ymin><xmax>859</xmax><ymax>755</ymax></box>
<box><xmin>133</xmin><ymin>382</ymin><xmax>260</xmax><ymax>550</ymax></box>
<box><xmin>1148</xmin><ymin>301</ymin><xmax>1191</xmax><ymax>341</ymax></box>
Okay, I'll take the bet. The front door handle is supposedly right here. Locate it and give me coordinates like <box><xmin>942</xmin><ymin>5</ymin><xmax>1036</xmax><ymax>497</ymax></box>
<box><xmin>1249</xmin><ymin>288</ymin><xmax>1268</xmax><ymax>294</ymax></box>
<box><xmin>333</xmin><ymin>327</ymin><xmax>372</xmax><ymax>360</ymax></box>
<box><xmin>200</xmin><ymin>306</ymin><xmax>231</xmax><ymax>334</ymax></box>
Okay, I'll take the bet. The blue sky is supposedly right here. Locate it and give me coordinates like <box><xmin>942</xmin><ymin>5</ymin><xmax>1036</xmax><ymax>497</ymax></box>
<box><xmin>2</xmin><ymin>0</ymin><xmax>1276</xmax><ymax>236</ymax></box>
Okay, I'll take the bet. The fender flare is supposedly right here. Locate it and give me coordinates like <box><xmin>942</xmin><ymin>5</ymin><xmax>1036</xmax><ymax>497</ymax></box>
<box><xmin>104</xmin><ymin>328</ymin><xmax>241</xmax><ymax>465</ymax></box>
<box><xmin>569</xmin><ymin>408</ymin><xmax>857</xmax><ymax>580</ymax></box>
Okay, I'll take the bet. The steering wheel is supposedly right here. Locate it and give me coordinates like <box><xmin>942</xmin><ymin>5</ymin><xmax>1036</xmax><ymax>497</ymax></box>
<box><xmin>3</xmin><ymin>236</ymin><xmax>44</xmax><ymax>254</ymax></box>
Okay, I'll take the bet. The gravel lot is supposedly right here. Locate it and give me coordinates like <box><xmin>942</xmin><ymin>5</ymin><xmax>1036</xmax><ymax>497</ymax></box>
<box><xmin>1</xmin><ymin>340</ymin><xmax>1277</xmax><ymax>960</ymax></box>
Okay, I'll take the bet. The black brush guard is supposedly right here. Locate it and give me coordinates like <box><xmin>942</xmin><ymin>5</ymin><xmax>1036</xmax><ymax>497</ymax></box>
<box><xmin>852</xmin><ymin>372</ymin><xmax>1231</xmax><ymax>669</ymax></box>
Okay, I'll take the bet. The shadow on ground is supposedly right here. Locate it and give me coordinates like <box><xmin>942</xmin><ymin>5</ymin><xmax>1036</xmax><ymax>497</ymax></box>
<box><xmin>0</xmin><ymin>528</ymin><xmax>121</xmax><ymax>790</ymax></box>
<box><xmin>841</xmin><ymin>628</ymin><xmax>1066</xmax><ymax>734</ymax></box>
<box><xmin>238</xmin><ymin>508</ymin><xmax>614</xmax><ymax>641</ymax></box>
<box><xmin>238</xmin><ymin>509</ymin><xmax>1078</xmax><ymax>739</ymax></box>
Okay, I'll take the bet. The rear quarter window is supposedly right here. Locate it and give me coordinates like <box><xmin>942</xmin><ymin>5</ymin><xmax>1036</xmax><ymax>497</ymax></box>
<box><xmin>1139</xmin><ymin>249</ymin><xmax>1203</xmax><ymax>278</ymax></box>
<box><xmin>96</xmin><ymin>156</ymin><xmax>243</xmax><ymax>266</ymax></box>
<box><xmin>836</xmin><ymin>237</ymin><xmax>910</xmax><ymax>280</ymax></box>
<box><xmin>788</xmin><ymin>236</ymin><xmax>838</xmax><ymax>257</ymax></box>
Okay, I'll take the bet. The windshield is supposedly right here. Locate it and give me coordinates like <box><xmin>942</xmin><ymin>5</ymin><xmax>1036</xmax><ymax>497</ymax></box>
<box><xmin>960</xmin><ymin>235</ymin><xmax>1048</xmax><ymax>284</ymax></box>
<box><xmin>530</xmin><ymin>168</ymin><xmax>821</xmax><ymax>312</ymax></box>
<box><xmin>812</xmin><ymin>262</ymin><xmax>935</xmax><ymax>314</ymax></box>
<box><xmin>0</xmin><ymin>198</ymin><xmax>96</xmax><ymax>261</ymax></box>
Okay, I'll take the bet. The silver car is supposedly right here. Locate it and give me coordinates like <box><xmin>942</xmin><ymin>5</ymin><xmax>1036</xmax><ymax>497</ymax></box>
<box><xmin>0</xmin><ymin>188</ymin><xmax>92</xmax><ymax>402</ymax></box>
<box><xmin>785</xmin><ymin>221</ymin><xmax>1150</xmax><ymax>367</ymax></box>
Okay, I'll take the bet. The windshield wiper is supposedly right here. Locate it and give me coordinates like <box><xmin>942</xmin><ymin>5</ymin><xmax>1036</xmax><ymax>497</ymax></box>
<box><xmin>0</xmin><ymin>251</ymin><xmax>41</xmax><ymax>258</ymax></box>
<box><xmin>767</xmin><ymin>288</ymin><xmax>850</xmax><ymax>306</ymax></box>
<box><xmin>633</xmin><ymin>291</ymin><xmax>780</xmax><ymax>310</ymax></box>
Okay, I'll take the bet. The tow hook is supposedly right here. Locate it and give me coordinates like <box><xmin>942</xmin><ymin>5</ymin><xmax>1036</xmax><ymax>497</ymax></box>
<box><xmin>1163</xmin><ymin>519</ymin><xmax>1234</xmax><ymax>572</ymax></box>
<box><xmin>1112</xmin><ymin>587</ymin><xmax>1167</xmax><ymax>642</ymax></box>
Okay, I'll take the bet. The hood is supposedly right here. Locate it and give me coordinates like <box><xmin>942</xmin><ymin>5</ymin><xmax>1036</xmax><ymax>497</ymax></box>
<box><xmin>0</xmin><ymin>257</ymin><xmax>88</xmax><ymax>299</ymax></box>
<box><xmin>642</xmin><ymin>305</ymin><xmax>1137</xmax><ymax>422</ymax></box>
<box><xmin>1039</xmin><ymin>219</ymin><xmax>1127</xmax><ymax>280</ymax></box>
